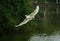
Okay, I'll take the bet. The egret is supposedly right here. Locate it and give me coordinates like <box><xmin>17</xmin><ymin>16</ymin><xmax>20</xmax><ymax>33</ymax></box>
<box><xmin>15</xmin><ymin>5</ymin><xmax>39</xmax><ymax>27</ymax></box>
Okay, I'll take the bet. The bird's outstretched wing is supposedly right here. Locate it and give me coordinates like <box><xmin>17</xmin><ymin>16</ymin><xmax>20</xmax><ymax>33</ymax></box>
<box><xmin>29</xmin><ymin>5</ymin><xmax>39</xmax><ymax>16</ymax></box>
<box><xmin>15</xmin><ymin>18</ymin><xmax>30</xmax><ymax>27</ymax></box>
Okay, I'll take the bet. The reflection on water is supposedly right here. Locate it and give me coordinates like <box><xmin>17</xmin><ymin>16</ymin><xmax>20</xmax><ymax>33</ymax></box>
<box><xmin>0</xmin><ymin>6</ymin><xmax>60</xmax><ymax>41</ymax></box>
<box><xmin>0</xmin><ymin>14</ymin><xmax>60</xmax><ymax>41</ymax></box>
<box><xmin>29</xmin><ymin>31</ymin><xmax>60</xmax><ymax>41</ymax></box>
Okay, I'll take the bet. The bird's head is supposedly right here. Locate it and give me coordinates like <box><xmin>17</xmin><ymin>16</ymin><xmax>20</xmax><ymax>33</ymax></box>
<box><xmin>25</xmin><ymin>15</ymin><xmax>30</xmax><ymax>18</ymax></box>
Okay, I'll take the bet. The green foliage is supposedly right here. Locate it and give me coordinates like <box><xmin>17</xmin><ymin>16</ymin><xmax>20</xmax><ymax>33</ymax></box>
<box><xmin>0</xmin><ymin>0</ymin><xmax>35</xmax><ymax>31</ymax></box>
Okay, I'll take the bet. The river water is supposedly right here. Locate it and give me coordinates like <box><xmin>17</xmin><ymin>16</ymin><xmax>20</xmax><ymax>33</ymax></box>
<box><xmin>0</xmin><ymin>8</ymin><xmax>60</xmax><ymax>41</ymax></box>
<box><xmin>29</xmin><ymin>31</ymin><xmax>60</xmax><ymax>41</ymax></box>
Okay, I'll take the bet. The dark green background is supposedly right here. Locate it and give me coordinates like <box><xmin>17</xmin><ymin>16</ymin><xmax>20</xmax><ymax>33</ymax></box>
<box><xmin>0</xmin><ymin>0</ymin><xmax>60</xmax><ymax>41</ymax></box>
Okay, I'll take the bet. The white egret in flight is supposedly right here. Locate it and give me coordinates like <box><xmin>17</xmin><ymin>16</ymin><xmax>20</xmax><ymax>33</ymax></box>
<box><xmin>15</xmin><ymin>5</ymin><xmax>39</xmax><ymax>27</ymax></box>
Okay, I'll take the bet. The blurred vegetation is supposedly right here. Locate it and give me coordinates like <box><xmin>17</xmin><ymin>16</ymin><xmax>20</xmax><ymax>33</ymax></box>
<box><xmin>0</xmin><ymin>0</ymin><xmax>40</xmax><ymax>32</ymax></box>
<box><xmin>0</xmin><ymin>0</ymin><xmax>60</xmax><ymax>41</ymax></box>
<box><xmin>0</xmin><ymin>0</ymin><xmax>60</xmax><ymax>34</ymax></box>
